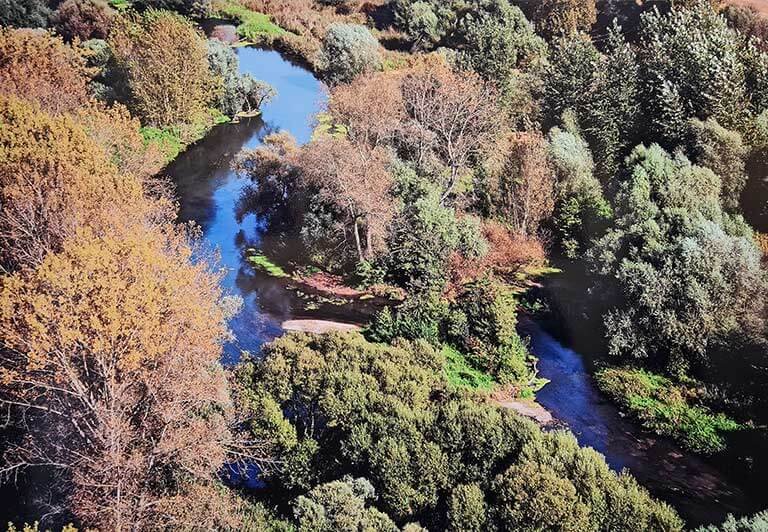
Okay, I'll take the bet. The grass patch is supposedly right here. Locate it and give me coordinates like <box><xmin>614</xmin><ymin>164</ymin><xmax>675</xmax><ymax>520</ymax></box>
<box><xmin>141</xmin><ymin>109</ymin><xmax>229</xmax><ymax>163</ymax></box>
<box><xmin>443</xmin><ymin>344</ymin><xmax>496</xmax><ymax>392</ymax></box>
<box><xmin>247</xmin><ymin>252</ymin><xmax>289</xmax><ymax>278</ymax></box>
<box><xmin>214</xmin><ymin>2</ymin><xmax>287</xmax><ymax>43</ymax></box>
<box><xmin>141</xmin><ymin>126</ymin><xmax>183</xmax><ymax>162</ymax></box>
<box><xmin>595</xmin><ymin>367</ymin><xmax>742</xmax><ymax>454</ymax></box>
<box><xmin>108</xmin><ymin>0</ymin><xmax>130</xmax><ymax>10</ymax></box>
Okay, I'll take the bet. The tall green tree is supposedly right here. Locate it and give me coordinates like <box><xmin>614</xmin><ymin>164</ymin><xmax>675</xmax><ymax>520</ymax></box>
<box><xmin>588</xmin><ymin>144</ymin><xmax>766</xmax><ymax>376</ymax></box>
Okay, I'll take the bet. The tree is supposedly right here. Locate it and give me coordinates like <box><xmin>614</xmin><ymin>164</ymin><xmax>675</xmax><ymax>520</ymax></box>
<box><xmin>0</xmin><ymin>0</ymin><xmax>51</xmax><ymax>28</ymax></box>
<box><xmin>53</xmin><ymin>0</ymin><xmax>114</xmax><ymax>42</ymax></box>
<box><xmin>547</xmin><ymin>120</ymin><xmax>611</xmax><ymax>257</ymax></box>
<box><xmin>533</xmin><ymin>0</ymin><xmax>596</xmax><ymax>39</ymax></box>
<box><xmin>697</xmin><ymin>510</ymin><xmax>768</xmax><ymax>532</ymax></box>
<box><xmin>588</xmin><ymin>144</ymin><xmax>767</xmax><ymax>376</ymax></box>
<box><xmin>481</xmin><ymin>133</ymin><xmax>556</xmax><ymax>236</ymax></box>
<box><xmin>450</xmin><ymin>278</ymin><xmax>531</xmax><ymax>384</ymax></box>
<box><xmin>398</xmin><ymin>1</ymin><xmax>440</xmax><ymax>51</ymax></box>
<box><xmin>298</xmin><ymin>137</ymin><xmax>395</xmax><ymax>262</ymax></box>
<box><xmin>327</xmin><ymin>70</ymin><xmax>406</xmax><ymax>149</ymax></box>
<box><xmin>638</xmin><ymin>1</ymin><xmax>750</xmax><ymax>141</ymax></box>
<box><xmin>0</xmin><ymin>224</ymin><xmax>239</xmax><ymax>530</ymax></box>
<box><xmin>0</xmin><ymin>96</ymin><xmax>151</xmax><ymax>271</ymax></box>
<box><xmin>687</xmin><ymin>118</ymin><xmax>748</xmax><ymax>211</ymax></box>
<box><xmin>207</xmin><ymin>38</ymin><xmax>275</xmax><ymax>117</ymax></box>
<box><xmin>584</xmin><ymin>22</ymin><xmax>640</xmax><ymax>183</ymax></box>
<box><xmin>401</xmin><ymin>61</ymin><xmax>504</xmax><ymax>202</ymax></box>
<box><xmin>542</xmin><ymin>33</ymin><xmax>599</xmax><ymax>129</ymax></box>
<box><xmin>316</xmin><ymin>23</ymin><xmax>381</xmax><ymax>85</ymax></box>
<box><xmin>293</xmin><ymin>477</ymin><xmax>398</xmax><ymax>532</ymax></box>
<box><xmin>385</xmin><ymin>166</ymin><xmax>473</xmax><ymax>293</ymax></box>
<box><xmin>0</xmin><ymin>28</ymin><xmax>90</xmax><ymax>115</ymax></box>
<box><xmin>455</xmin><ymin>0</ymin><xmax>546</xmax><ymax>114</ymax></box>
<box><xmin>110</xmin><ymin>10</ymin><xmax>216</xmax><ymax>126</ymax></box>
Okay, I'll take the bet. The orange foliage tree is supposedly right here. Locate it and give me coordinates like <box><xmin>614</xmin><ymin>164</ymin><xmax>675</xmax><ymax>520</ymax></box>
<box><xmin>0</xmin><ymin>224</ymin><xmax>241</xmax><ymax>530</ymax></box>
<box><xmin>0</xmin><ymin>28</ymin><xmax>90</xmax><ymax>115</ymax></box>
<box><xmin>0</xmin><ymin>96</ymin><xmax>157</xmax><ymax>272</ymax></box>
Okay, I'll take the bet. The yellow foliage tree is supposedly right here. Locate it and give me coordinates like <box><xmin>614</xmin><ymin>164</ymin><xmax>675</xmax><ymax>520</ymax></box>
<box><xmin>0</xmin><ymin>96</ymin><xmax>157</xmax><ymax>271</ymax></box>
<box><xmin>0</xmin><ymin>223</ymin><xmax>237</xmax><ymax>530</ymax></box>
<box><xmin>0</xmin><ymin>28</ymin><xmax>90</xmax><ymax>115</ymax></box>
<box><xmin>110</xmin><ymin>10</ymin><xmax>217</xmax><ymax>126</ymax></box>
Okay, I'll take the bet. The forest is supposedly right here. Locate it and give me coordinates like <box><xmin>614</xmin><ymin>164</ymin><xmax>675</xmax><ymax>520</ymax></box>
<box><xmin>1</xmin><ymin>0</ymin><xmax>768</xmax><ymax>530</ymax></box>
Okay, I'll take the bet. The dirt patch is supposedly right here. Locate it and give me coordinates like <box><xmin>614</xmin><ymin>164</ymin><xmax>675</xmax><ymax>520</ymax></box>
<box><xmin>492</xmin><ymin>388</ymin><xmax>554</xmax><ymax>425</ymax></box>
<box><xmin>294</xmin><ymin>271</ymin><xmax>363</xmax><ymax>298</ymax></box>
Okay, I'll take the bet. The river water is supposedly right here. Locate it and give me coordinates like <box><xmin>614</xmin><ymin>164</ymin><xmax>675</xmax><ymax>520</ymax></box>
<box><xmin>165</xmin><ymin>46</ymin><xmax>758</xmax><ymax>526</ymax></box>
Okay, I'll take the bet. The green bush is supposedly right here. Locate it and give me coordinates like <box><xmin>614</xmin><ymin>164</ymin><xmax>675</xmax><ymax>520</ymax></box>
<box><xmin>317</xmin><ymin>23</ymin><xmax>381</xmax><ymax>85</ymax></box>
<box><xmin>596</xmin><ymin>367</ymin><xmax>743</xmax><ymax>454</ymax></box>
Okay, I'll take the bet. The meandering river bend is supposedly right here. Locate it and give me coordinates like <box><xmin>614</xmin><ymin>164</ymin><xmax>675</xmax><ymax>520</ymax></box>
<box><xmin>165</xmin><ymin>46</ymin><xmax>758</xmax><ymax>527</ymax></box>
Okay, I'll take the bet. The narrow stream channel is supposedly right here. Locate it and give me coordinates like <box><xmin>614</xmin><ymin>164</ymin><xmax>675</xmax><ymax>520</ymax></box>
<box><xmin>165</xmin><ymin>45</ymin><xmax>758</xmax><ymax>526</ymax></box>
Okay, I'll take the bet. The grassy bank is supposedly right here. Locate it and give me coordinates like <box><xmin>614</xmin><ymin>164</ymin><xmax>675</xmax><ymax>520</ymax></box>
<box><xmin>595</xmin><ymin>367</ymin><xmax>743</xmax><ymax>454</ymax></box>
<box><xmin>141</xmin><ymin>108</ymin><xmax>229</xmax><ymax>163</ymax></box>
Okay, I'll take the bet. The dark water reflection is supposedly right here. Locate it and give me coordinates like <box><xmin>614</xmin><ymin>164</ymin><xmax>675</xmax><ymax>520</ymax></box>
<box><xmin>522</xmin><ymin>319</ymin><xmax>758</xmax><ymax>526</ymax></box>
<box><xmin>166</xmin><ymin>46</ymin><xmax>758</xmax><ymax>526</ymax></box>
<box><xmin>165</xmin><ymin>48</ymin><xmax>384</xmax><ymax>362</ymax></box>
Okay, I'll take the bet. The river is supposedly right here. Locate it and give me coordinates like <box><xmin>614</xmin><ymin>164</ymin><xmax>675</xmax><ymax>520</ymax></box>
<box><xmin>164</xmin><ymin>45</ymin><xmax>758</xmax><ymax>527</ymax></box>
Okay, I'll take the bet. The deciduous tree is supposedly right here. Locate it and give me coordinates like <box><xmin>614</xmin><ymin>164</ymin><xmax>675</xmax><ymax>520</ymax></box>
<box><xmin>401</xmin><ymin>61</ymin><xmax>503</xmax><ymax>203</ymax></box>
<box><xmin>110</xmin><ymin>10</ymin><xmax>216</xmax><ymax>126</ymax></box>
<box><xmin>0</xmin><ymin>28</ymin><xmax>90</xmax><ymax>115</ymax></box>
<box><xmin>0</xmin><ymin>224</ymin><xmax>237</xmax><ymax>530</ymax></box>
<box><xmin>0</xmin><ymin>96</ymin><xmax>151</xmax><ymax>271</ymax></box>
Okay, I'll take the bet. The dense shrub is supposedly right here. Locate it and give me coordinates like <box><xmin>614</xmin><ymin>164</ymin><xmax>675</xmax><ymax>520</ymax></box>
<box><xmin>451</xmin><ymin>279</ymin><xmax>530</xmax><ymax>384</ymax></box>
<box><xmin>316</xmin><ymin>23</ymin><xmax>381</xmax><ymax>84</ymax></box>
<box><xmin>0</xmin><ymin>0</ymin><xmax>51</xmax><ymax>28</ymax></box>
<box><xmin>237</xmin><ymin>332</ymin><xmax>683</xmax><ymax>530</ymax></box>
<box><xmin>53</xmin><ymin>0</ymin><xmax>115</xmax><ymax>41</ymax></box>
<box><xmin>0</xmin><ymin>28</ymin><xmax>90</xmax><ymax>115</ymax></box>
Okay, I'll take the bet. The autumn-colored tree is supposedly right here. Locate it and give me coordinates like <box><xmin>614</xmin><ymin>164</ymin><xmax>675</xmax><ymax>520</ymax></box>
<box><xmin>327</xmin><ymin>69</ymin><xmax>406</xmax><ymax>149</ymax></box>
<box><xmin>482</xmin><ymin>133</ymin><xmax>556</xmax><ymax>236</ymax></box>
<box><xmin>0</xmin><ymin>28</ymin><xmax>90</xmax><ymax>115</ymax></box>
<box><xmin>0</xmin><ymin>224</ymin><xmax>242</xmax><ymax>530</ymax></box>
<box><xmin>74</xmin><ymin>101</ymin><xmax>168</xmax><ymax>185</ymax></box>
<box><xmin>533</xmin><ymin>0</ymin><xmax>596</xmax><ymax>39</ymax></box>
<box><xmin>298</xmin><ymin>136</ymin><xmax>394</xmax><ymax>261</ymax></box>
<box><xmin>110</xmin><ymin>10</ymin><xmax>216</xmax><ymax>126</ymax></box>
<box><xmin>400</xmin><ymin>61</ymin><xmax>504</xmax><ymax>202</ymax></box>
<box><xmin>53</xmin><ymin>0</ymin><xmax>115</xmax><ymax>41</ymax></box>
<box><xmin>0</xmin><ymin>96</ymin><xmax>153</xmax><ymax>271</ymax></box>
